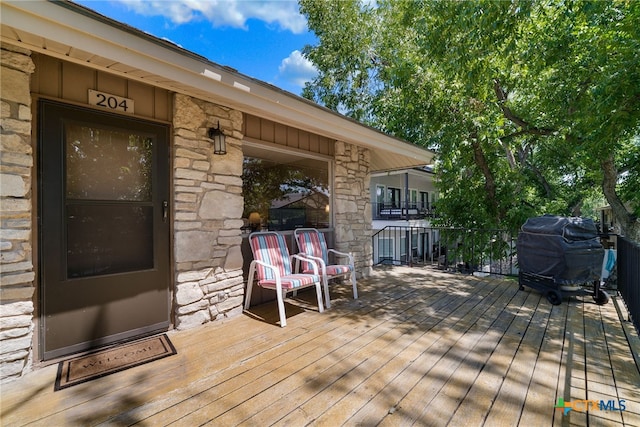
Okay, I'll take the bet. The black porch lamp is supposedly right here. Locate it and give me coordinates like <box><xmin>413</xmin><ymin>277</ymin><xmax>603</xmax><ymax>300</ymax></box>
<box><xmin>208</xmin><ymin>122</ymin><xmax>226</xmax><ymax>155</ymax></box>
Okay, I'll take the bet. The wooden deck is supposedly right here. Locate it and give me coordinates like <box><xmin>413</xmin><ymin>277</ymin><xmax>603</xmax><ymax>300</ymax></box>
<box><xmin>2</xmin><ymin>267</ymin><xmax>639</xmax><ymax>426</ymax></box>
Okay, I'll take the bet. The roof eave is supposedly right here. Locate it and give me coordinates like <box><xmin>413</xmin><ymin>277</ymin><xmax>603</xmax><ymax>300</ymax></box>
<box><xmin>1</xmin><ymin>0</ymin><xmax>435</xmax><ymax>169</ymax></box>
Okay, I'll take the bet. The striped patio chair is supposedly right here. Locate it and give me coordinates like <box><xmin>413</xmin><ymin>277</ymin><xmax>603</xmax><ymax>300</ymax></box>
<box><xmin>294</xmin><ymin>228</ymin><xmax>357</xmax><ymax>309</ymax></box>
<box><xmin>245</xmin><ymin>231</ymin><xmax>324</xmax><ymax>327</ymax></box>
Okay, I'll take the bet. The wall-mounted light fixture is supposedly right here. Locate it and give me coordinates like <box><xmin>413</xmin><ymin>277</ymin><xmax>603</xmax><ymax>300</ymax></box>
<box><xmin>208</xmin><ymin>121</ymin><xmax>226</xmax><ymax>155</ymax></box>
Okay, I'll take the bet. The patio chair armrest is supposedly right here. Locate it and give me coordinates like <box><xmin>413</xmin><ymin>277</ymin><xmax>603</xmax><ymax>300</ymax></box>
<box><xmin>249</xmin><ymin>259</ymin><xmax>281</xmax><ymax>280</ymax></box>
<box><xmin>328</xmin><ymin>249</ymin><xmax>354</xmax><ymax>265</ymax></box>
<box><xmin>291</xmin><ymin>254</ymin><xmax>320</xmax><ymax>275</ymax></box>
<box><xmin>296</xmin><ymin>253</ymin><xmax>325</xmax><ymax>267</ymax></box>
<box><xmin>296</xmin><ymin>253</ymin><xmax>327</xmax><ymax>275</ymax></box>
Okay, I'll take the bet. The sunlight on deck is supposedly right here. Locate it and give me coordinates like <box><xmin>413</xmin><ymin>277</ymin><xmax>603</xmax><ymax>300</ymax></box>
<box><xmin>1</xmin><ymin>266</ymin><xmax>639</xmax><ymax>426</ymax></box>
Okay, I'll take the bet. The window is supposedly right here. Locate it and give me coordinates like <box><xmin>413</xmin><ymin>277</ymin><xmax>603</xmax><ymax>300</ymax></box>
<box><xmin>387</xmin><ymin>187</ymin><xmax>401</xmax><ymax>208</ymax></box>
<box><xmin>242</xmin><ymin>145</ymin><xmax>330</xmax><ymax>232</ymax></box>
<box><xmin>409</xmin><ymin>189</ymin><xmax>418</xmax><ymax>208</ymax></box>
<box><xmin>420</xmin><ymin>191</ymin><xmax>429</xmax><ymax>209</ymax></box>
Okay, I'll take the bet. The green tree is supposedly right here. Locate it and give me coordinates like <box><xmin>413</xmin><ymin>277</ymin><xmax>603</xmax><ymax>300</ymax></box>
<box><xmin>300</xmin><ymin>0</ymin><xmax>640</xmax><ymax>240</ymax></box>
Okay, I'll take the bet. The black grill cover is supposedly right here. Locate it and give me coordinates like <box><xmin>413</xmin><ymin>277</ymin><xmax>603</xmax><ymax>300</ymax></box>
<box><xmin>517</xmin><ymin>215</ymin><xmax>604</xmax><ymax>284</ymax></box>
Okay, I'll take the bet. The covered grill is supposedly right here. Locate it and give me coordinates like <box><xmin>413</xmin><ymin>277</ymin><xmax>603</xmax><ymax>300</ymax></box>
<box><xmin>516</xmin><ymin>215</ymin><xmax>609</xmax><ymax>305</ymax></box>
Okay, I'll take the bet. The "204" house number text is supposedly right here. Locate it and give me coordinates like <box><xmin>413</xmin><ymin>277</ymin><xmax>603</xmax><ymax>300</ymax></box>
<box><xmin>88</xmin><ymin>90</ymin><xmax>135</xmax><ymax>114</ymax></box>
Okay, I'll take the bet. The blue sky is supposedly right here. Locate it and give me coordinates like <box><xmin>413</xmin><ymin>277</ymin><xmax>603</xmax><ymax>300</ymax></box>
<box><xmin>73</xmin><ymin>0</ymin><xmax>319</xmax><ymax>95</ymax></box>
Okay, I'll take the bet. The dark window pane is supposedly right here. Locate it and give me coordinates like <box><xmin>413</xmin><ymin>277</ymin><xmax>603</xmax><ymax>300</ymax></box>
<box><xmin>66</xmin><ymin>123</ymin><xmax>153</xmax><ymax>201</ymax></box>
<box><xmin>67</xmin><ymin>204</ymin><xmax>154</xmax><ymax>278</ymax></box>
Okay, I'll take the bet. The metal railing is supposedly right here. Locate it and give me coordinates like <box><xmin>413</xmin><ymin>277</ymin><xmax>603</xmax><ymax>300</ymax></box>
<box><xmin>372</xmin><ymin>227</ymin><xmax>639</xmax><ymax>332</ymax></box>
<box><xmin>371</xmin><ymin>202</ymin><xmax>437</xmax><ymax>220</ymax></box>
<box><xmin>618</xmin><ymin>236</ymin><xmax>640</xmax><ymax>333</ymax></box>
<box><xmin>372</xmin><ymin>226</ymin><xmax>517</xmax><ymax>277</ymax></box>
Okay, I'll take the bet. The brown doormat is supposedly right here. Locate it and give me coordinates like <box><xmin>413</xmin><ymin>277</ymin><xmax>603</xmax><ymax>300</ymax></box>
<box><xmin>54</xmin><ymin>334</ymin><xmax>177</xmax><ymax>391</ymax></box>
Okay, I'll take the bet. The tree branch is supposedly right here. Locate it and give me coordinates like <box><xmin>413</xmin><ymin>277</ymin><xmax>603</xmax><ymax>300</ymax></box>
<box><xmin>493</xmin><ymin>79</ymin><xmax>556</xmax><ymax>136</ymax></box>
<box><xmin>470</xmin><ymin>133</ymin><xmax>504</xmax><ymax>222</ymax></box>
<box><xmin>499</xmin><ymin>138</ymin><xmax>517</xmax><ymax>170</ymax></box>
<box><xmin>601</xmin><ymin>154</ymin><xmax>639</xmax><ymax>239</ymax></box>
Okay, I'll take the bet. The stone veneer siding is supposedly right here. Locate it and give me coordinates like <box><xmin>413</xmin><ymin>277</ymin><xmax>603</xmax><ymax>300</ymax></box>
<box><xmin>334</xmin><ymin>141</ymin><xmax>372</xmax><ymax>278</ymax></box>
<box><xmin>0</xmin><ymin>44</ymin><xmax>36</xmax><ymax>382</ymax></box>
<box><xmin>0</xmin><ymin>47</ymin><xmax>374</xmax><ymax>382</ymax></box>
<box><xmin>172</xmin><ymin>94</ymin><xmax>245</xmax><ymax>330</ymax></box>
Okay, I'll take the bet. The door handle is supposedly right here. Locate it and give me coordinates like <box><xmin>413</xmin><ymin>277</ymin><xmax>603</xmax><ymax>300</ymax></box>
<box><xmin>162</xmin><ymin>201</ymin><xmax>168</xmax><ymax>222</ymax></box>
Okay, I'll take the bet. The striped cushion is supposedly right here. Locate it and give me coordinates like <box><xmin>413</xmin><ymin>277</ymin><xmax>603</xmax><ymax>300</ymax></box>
<box><xmin>296</xmin><ymin>230</ymin><xmax>329</xmax><ymax>271</ymax></box>
<box><xmin>302</xmin><ymin>264</ymin><xmax>353</xmax><ymax>276</ymax></box>
<box><xmin>259</xmin><ymin>273</ymin><xmax>321</xmax><ymax>289</ymax></box>
<box><xmin>250</xmin><ymin>233</ymin><xmax>292</xmax><ymax>280</ymax></box>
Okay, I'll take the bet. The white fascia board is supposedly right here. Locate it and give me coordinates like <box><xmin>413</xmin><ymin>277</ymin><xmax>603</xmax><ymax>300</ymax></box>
<box><xmin>3</xmin><ymin>1</ymin><xmax>434</xmax><ymax>163</ymax></box>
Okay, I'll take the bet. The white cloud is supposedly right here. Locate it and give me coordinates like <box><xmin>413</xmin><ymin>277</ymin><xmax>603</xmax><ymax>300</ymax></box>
<box><xmin>119</xmin><ymin>0</ymin><xmax>308</xmax><ymax>33</ymax></box>
<box><xmin>278</xmin><ymin>50</ymin><xmax>317</xmax><ymax>89</ymax></box>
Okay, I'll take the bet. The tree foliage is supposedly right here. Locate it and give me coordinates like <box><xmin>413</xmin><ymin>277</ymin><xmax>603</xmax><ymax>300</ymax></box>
<box><xmin>242</xmin><ymin>158</ymin><xmax>325</xmax><ymax>220</ymax></box>
<box><xmin>300</xmin><ymin>0</ymin><xmax>640</xmax><ymax>239</ymax></box>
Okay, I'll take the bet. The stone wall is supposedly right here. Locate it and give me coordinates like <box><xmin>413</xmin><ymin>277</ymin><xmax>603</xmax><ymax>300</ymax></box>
<box><xmin>334</xmin><ymin>141</ymin><xmax>372</xmax><ymax>278</ymax></box>
<box><xmin>172</xmin><ymin>94</ymin><xmax>245</xmax><ymax>329</ymax></box>
<box><xmin>0</xmin><ymin>44</ymin><xmax>36</xmax><ymax>382</ymax></box>
<box><xmin>0</xmin><ymin>46</ymin><xmax>377</xmax><ymax>384</ymax></box>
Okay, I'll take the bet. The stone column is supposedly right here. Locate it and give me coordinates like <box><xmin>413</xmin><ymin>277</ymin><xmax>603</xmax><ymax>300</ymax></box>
<box><xmin>172</xmin><ymin>94</ymin><xmax>245</xmax><ymax>329</ymax></box>
<box><xmin>334</xmin><ymin>140</ymin><xmax>372</xmax><ymax>277</ymax></box>
<box><xmin>0</xmin><ymin>44</ymin><xmax>36</xmax><ymax>382</ymax></box>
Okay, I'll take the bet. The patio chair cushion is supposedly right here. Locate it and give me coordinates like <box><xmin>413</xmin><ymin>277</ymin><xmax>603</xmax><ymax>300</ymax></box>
<box><xmin>301</xmin><ymin>264</ymin><xmax>353</xmax><ymax>276</ymax></box>
<box><xmin>250</xmin><ymin>232</ymin><xmax>293</xmax><ymax>280</ymax></box>
<box><xmin>296</xmin><ymin>229</ymin><xmax>329</xmax><ymax>263</ymax></box>
<box><xmin>258</xmin><ymin>273</ymin><xmax>321</xmax><ymax>290</ymax></box>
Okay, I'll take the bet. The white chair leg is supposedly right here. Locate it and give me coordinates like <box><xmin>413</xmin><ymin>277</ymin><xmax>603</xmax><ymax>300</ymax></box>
<box><xmin>276</xmin><ymin>289</ymin><xmax>287</xmax><ymax>327</ymax></box>
<box><xmin>315</xmin><ymin>282</ymin><xmax>325</xmax><ymax>313</ymax></box>
<box><xmin>323</xmin><ymin>276</ymin><xmax>331</xmax><ymax>309</ymax></box>
<box><xmin>351</xmin><ymin>270</ymin><xmax>358</xmax><ymax>299</ymax></box>
<box><xmin>245</xmin><ymin>266</ymin><xmax>256</xmax><ymax>310</ymax></box>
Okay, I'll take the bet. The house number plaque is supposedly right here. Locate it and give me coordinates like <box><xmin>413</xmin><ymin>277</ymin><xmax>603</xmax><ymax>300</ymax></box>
<box><xmin>88</xmin><ymin>90</ymin><xmax>134</xmax><ymax>114</ymax></box>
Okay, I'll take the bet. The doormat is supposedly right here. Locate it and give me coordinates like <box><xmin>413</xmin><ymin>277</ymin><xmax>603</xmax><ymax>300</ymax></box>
<box><xmin>54</xmin><ymin>334</ymin><xmax>177</xmax><ymax>391</ymax></box>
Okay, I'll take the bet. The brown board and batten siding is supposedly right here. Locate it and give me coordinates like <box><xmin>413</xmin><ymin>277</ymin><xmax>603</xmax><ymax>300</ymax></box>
<box><xmin>243</xmin><ymin>113</ymin><xmax>335</xmax><ymax>157</ymax></box>
<box><xmin>30</xmin><ymin>54</ymin><xmax>172</xmax><ymax>122</ymax></box>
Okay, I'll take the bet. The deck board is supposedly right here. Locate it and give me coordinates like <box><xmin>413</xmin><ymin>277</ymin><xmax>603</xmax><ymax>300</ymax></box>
<box><xmin>377</xmin><ymin>279</ymin><xmax>507</xmax><ymax>426</ymax></box>
<box><xmin>1</xmin><ymin>267</ymin><xmax>639</xmax><ymax>427</ymax></box>
<box><xmin>256</xmin><ymin>285</ymin><xmax>473</xmax><ymax>427</ymax></box>
<box><xmin>562</xmin><ymin>297</ymin><xmax>589</xmax><ymax>426</ymax></box>
<box><xmin>521</xmin><ymin>300</ymin><xmax>569</xmax><ymax>426</ymax></box>
<box><xmin>424</xmin><ymin>281</ymin><xmax>522</xmax><ymax>422</ymax></box>
<box><xmin>313</xmin><ymin>286</ymin><xmax>497</xmax><ymax>427</ymax></box>
<box><xmin>445</xmin><ymin>289</ymin><xmax>532</xmax><ymax>426</ymax></box>
<box><xmin>348</xmin><ymin>278</ymin><xmax>499</xmax><ymax>426</ymax></box>
<box><xmin>483</xmin><ymin>293</ymin><xmax>552</xmax><ymax>426</ymax></box>
<box><xmin>583</xmin><ymin>302</ymin><xmax>626</xmax><ymax>425</ymax></box>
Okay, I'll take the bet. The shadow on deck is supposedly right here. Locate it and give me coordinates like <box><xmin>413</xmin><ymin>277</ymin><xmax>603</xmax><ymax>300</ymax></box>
<box><xmin>1</xmin><ymin>266</ymin><xmax>639</xmax><ymax>426</ymax></box>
